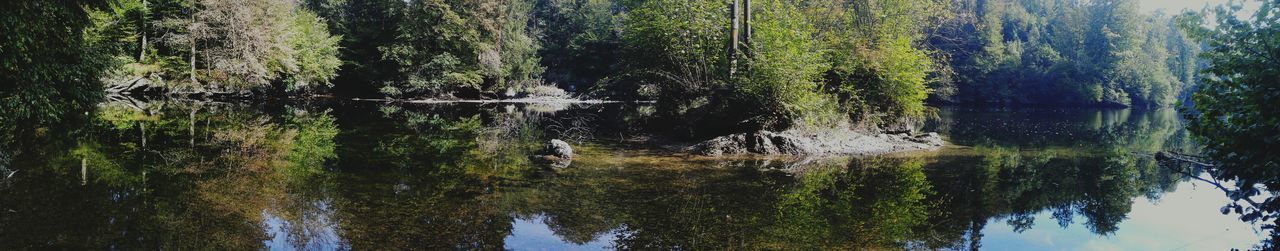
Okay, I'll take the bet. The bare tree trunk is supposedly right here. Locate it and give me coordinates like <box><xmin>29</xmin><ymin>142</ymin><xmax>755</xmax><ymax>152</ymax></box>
<box><xmin>139</xmin><ymin>0</ymin><xmax>148</xmax><ymax>61</ymax></box>
<box><xmin>729</xmin><ymin>0</ymin><xmax>740</xmax><ymax>78</ymax></box>
<box><xmin>190</xmin><ymin>2</ymin><xmax>198</xmax><ymax>87</ymax></box>
<box><xmin>81</xmin><ymin>157</ymin><xmax>87</xmax><ymax>186</ymax></box>
<box><xmin>190</xmin><ymin>39</ymin><xmax>197</xmax><ymax>86</ymax></box>
<box><xmin>742</xmin><ymin>0</ymin><xmax>752</xmax><ymax>74</ymax></box>
<box><xmin>743</xmin><ymin>0</ymin><xmax>752</xmax><ymax>55</ymax></box>
<box><xmin>189</xmin><ymin>106</ymin><xmax>197</xmax><ymax>147</ymax></box>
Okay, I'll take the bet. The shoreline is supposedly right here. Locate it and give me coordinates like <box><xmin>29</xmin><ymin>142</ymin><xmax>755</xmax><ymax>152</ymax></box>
<box><xmin>617</xmin><ymin>129</ymin><xmax>947</xmax><ymax>159</ymax></box>
<box><xmin>350</xmin><ymin>97</ymin><xmax>654</xmax><ymax>104</ymax></box>
<box><xmin>98</xmin><ymin>96</ymin><xmax>942</xmax><ymax>159</ymax></box>
<box><xmin>685</xmin><ymin>129</ymin><xmax>946</xmax><ymax>157</ymax></box>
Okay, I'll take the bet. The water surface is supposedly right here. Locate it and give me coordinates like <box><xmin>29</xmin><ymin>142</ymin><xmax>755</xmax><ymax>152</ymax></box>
<box><xmin>0</xmin><ymin>100</ymin><xmax>1265</xmax><ymax>250</ymax></box>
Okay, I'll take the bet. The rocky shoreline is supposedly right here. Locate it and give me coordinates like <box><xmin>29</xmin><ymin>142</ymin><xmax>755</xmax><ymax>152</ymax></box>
<box><xmin>689</xmin><ymin>130</ymin><xmax>945</xmax><ymax>157</ymax></box>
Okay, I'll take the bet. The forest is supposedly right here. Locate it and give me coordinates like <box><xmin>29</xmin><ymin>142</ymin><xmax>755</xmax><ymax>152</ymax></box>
<box><xmin>2</xmin><ymin>0</ymin><xmax>1210</xmax><ymax>136</ymax></box>
<box><xmin>2</xmin><ymin>0</ymin><xmax>1279</xmax><ymax>248</ymax></box>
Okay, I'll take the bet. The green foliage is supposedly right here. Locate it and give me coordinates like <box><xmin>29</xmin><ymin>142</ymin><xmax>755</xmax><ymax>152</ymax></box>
<box><xmin>533</xmin><ymin>0</ymin><xmax>622</xmax><ymax>92</ymax></box>
<box><xmin>618</xmin><ymin>0</ymin><xmax>731</xmax><ymax>135</ymax></box>
<box><xmin>189</xmin><ymin>0</ymin><xmax>293</xmax><ymax>89</ymax></box>
<box><xmin>491</xmin><ymin>0</ymin><xmax>546</xmax><ymax>91</ymax></box>
<box><xmin>53</xmin><ymin>0</ymin><xmax>1229</xmax><ymax>141</ymax></box>
<box><xmin>737</xmin><ymin>0</ymin><xmax>838</xmax><ymax>130</ymax></box>
<box><xmin>81</xmin><ymin>0</ymin><xmax>342</xmax><ymax>93</ymax></box>
<box><xmin>84</xmin><ymin>0</ymin><xmax>146</xmax><ymax>61</ymax></box>
<box><xmin>375</xmin><ymin>0</ymin><xmax>544</xmax><ymax>98</ymax></box>
<box><xmin>299</xmin><ymin>0</ymin><xmax>403</xmax><ymax>96</ymax></box>
<box><xmin>803</xmin><ymin>0</ymin><xmax>949</xmax><ymax>127</ymax></box>
<box><xmin>1179</xmin><ymin>0</ymin><xmax>1280</xmax><ymax>244</ymax></box>
<box><xmin>284</xmin><ymin>11</ymin><xmax>343</xmax><ymax>92</ymax></box>
<box><xmin>0</xmin><ymin>0</ymin><xmax>109</xmax><ymax>129</ymax></box>
<box><xmin>603</xmin><ymin>0</ymin><xmax>959</xmax><ymax>136</ymax></box>
<box><xmin>938</xmin><ymin>0</ymin><xmax>1202</xmax><ymax>107</ymax></box>
<box><xmin>844</xmin><ymin>37</ymin><xmax>932</xmax><ymax>122</ymax></box>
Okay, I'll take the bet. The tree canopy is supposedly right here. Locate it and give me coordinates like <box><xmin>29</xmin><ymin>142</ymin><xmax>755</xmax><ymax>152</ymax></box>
<box><xmin>932</xmin><ymin>0</ymin><xmax>1203</xmax><ymax>107</ymax></box>
<box><xmin>1178</xmin><ymin>0</ymin><xmax>1280</xmax><ymax>246</ymax></box>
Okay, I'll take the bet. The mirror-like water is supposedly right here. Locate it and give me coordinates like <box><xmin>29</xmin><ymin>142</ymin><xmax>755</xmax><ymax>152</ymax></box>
<box><xmin>0</xmin><ymin>99</ymin><xmax>1265</xmax><ymax>250</ymax></box>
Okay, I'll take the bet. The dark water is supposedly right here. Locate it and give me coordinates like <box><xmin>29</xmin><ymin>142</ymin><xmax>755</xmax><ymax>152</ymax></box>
<box><xmin>0</xmin><ymin>99</ymin><xmax>1265</xmax><ymax>250</ymax></box>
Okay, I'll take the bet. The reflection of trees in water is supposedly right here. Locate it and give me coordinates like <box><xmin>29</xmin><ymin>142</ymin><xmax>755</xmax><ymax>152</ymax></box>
<box><xmin>0</xmin><ymin>99</ymin><xmax>340</xmax><ymax>250</ymax></box>
<box><xmin>929</xmin><ymin>108</ymin><xmax>1195</xmax><ymax>153</ymax></box>
<box><xmin>508</xmin><ymin>162</ymin><xmax>782</xmax><ymax>249</ymax></box>
<box><xmin>921</xmin><ymin>148</ymin><xmax>1185</xmax><ymax>249</ymax></box>
<box><xmin>767</xmin><ymin>157</ymin><xmax>933</xmax><ymax>249</ymax></box>
<box><xmin>498</xmin><ymin>156</ymin><xmax>936</xmax><ymax>249</ymax></box>
<box><xmin>0</xmin><ymin>102</ymin><xmax>1204</xmax><ymax>249</ymax></box>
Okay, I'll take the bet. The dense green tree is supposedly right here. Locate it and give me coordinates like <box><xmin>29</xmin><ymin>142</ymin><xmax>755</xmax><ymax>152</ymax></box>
<box><xmin>1178</xmin><ymin>0</ymin><xmax>1280</xmax><ymax>246</ymax></box>
<box><xmin>613</xmin><ymin>0</ymin><xmax>953</xmax><ymax>136</ymax></box>
<box><xmin>533</xmin><ymin>0</ymin><xmax>623</xmax><ymax>92</ymax></box>
<box><xmin>936</xmin><ymin>0</ymin><xmax>1202</xmax><ymax>108</ymax></box>
<box><xmin>301</xmin><ymin>0</ymin><xmax>404</xmax><ymax>96</ymax></box>
<box><xmin>359</xmin><ymin>0</ymin><xmax>544</xmax><ymax>98</ymax></box>
<box><xmin>378</xmin><ymin>0</ymin><xmax>486</xmax><ymax>97</ymax></box>
<box><xmin>84</xmin><ymin>0</ymin><xmax>342</xmax><ymax>93</ymax></box>
<box><xmin>1</xmin><ymin>1</ymin><xmax>111</xmax><ymax>130</ymax></box>
<box><xmin>805</xmin><ymin>0</ymin><xmax>951</xmax><ymax>129</ymax></box>
<box><xmin>617</xmin><ymin>0</ymin><xmax>733</xmax><ymax>136</ymax></box>
<box><xmin>736</xmin><ymin>0</ymin><xmax>841</xmax><ymax>130</ymax></box>
<box><xmin>283</xmin><ymin>11</ymin><xmax>343</xmax><ymax>92</ymax></box>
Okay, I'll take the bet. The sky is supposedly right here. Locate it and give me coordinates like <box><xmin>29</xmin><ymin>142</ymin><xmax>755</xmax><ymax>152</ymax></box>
<box><xmin>1138</xmin><ymin>0</ymin><xmax>1227</xmax><ymax>14</ymax></box>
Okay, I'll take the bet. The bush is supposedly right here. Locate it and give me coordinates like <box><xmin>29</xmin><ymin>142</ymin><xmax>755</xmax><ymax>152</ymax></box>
<box><xmin>828</xmin><ymin>36</ymin><xmax>932</xmax><ymax>127</ymax></box>
<box><xmin>735</xmin><ymin>0</ymin><xmax>840</xmax><ymax>131</ymax></box>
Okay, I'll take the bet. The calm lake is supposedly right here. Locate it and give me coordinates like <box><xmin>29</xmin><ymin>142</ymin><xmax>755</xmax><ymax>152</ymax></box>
<box><xmin>0</xmin><ymin>98</ymin><xmax>1266</xmax><ymax>250</ymax></box>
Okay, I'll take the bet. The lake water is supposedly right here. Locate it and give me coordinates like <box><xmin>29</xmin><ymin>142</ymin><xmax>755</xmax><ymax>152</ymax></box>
<box><xmin>0</xmin><ymin>99</ymin><xmax>1266</xmax><ymax>250</ymax></box>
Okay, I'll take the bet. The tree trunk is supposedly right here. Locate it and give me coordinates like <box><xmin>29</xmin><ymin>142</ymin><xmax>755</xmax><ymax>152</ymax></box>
<box><xmin>190</xmin><ymin>41</ymin><xmax>197</xmax><ymax>86</ymax></box>
<box><xmin>729</xmin><ymin>0</ymin><xmax>740</xmax><ymax>78</ymax></box>
<box><xmin>139</xmin><ymin>0</ymin><xmax>148</xmax><ymax>61</ymax></box>
<box><xmin>743</xmin><ymin>0</ymin><xmax>752</xmax><ymax>56</ymax></box>
<box><xmin>189</xmin><ymin>106</ymin><xmax>197</xmax><ymax>147</ymax></box>
<box><xmin>742</xmin><ymin>0</ymin><xmax>752</xmax><ymax>74</ymax></box>
<box><xmin>81</xmin><ymin>157</ymin><xmax>87</xmax><ymax>186</ymax></box>
<box><xmin>190</xmin><ymin>3</ymin><xmax>198</xmax><ymax>87</ymax></box>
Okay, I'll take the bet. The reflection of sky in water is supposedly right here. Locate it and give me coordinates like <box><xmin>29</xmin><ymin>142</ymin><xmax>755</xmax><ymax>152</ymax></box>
<box><xmin>504</xmin><ymin>214</ymin><xmax>617</xmax><ymax>251</ymax></box>
<box><xmin>262</xmin><ymin>201</ymin><xmax>345</xmax><ymax>251</ymax></box>
<box><xmin>982</xmin><ymin>176</ymin><xmax>1265</xmax><ymax>251</ymax></box>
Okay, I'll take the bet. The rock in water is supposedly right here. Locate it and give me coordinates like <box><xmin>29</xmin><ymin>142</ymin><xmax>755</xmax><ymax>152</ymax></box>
<box><xmin>691</xmin><ymin>130</ymin><xmax>944</xmax><ymax>157</ymax></box>
<box><xmin>531</xmin><ymin>140</ymin><xmax>574</xmax><ymax>169</ymax></box>
<box><xmin>910</xmin><ymin>132</ymin><xmax>944</xmax><ymax>147</ymax></box>
<box><xmin>547</xmin><ymin>139</ymin><xmax>574</xmax><ymax>159</ymax></box>
<box><xmin>691</xmin><ymin>131</ymin><xmax>814</xmax><ymax>156</ymax></box>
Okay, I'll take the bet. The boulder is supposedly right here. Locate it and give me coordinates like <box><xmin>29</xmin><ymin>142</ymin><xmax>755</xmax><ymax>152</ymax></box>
<box><xmin>691</xmin><ymin>129</ymin><xmax>945</xmax><ymax>157</ymax></box>
<box><xmin>530</xmin><ymin>139</ymin><xmax>574</xmax><ymax>169</ymax></box>
<box><xmin>545</xmin><ymin>139</ymin><xmax>574</xmax><ymax>159</ymax></box>
<box><xmin>747</xmin><ymin>132</ymin><xmax>778</xmax><ymax>154</ymax></box>
<box><xmin>771</xmin><ymin>133</ymin><xmax>814</xmax><ymax>154</ymax></box>
<box><xmin>909</xmin><ymin>132</ymin><xmax>944</xmax><ymax>147</ymax></box>
<box><xmin>692</xmin><ymin>131</ymin><xmax>816</xmax><ymax>157</ymax></box>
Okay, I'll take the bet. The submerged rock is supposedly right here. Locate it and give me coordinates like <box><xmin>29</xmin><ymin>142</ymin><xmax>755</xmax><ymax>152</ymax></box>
<box><xmin>691</xmin><ymin>130</ymin><xmax>944</xmax><ymax>157</ymax></box>
<box><xmin>532</xmin><ymin>139</ymin><xmax>574</xmax><ymax>168</ymax></box>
